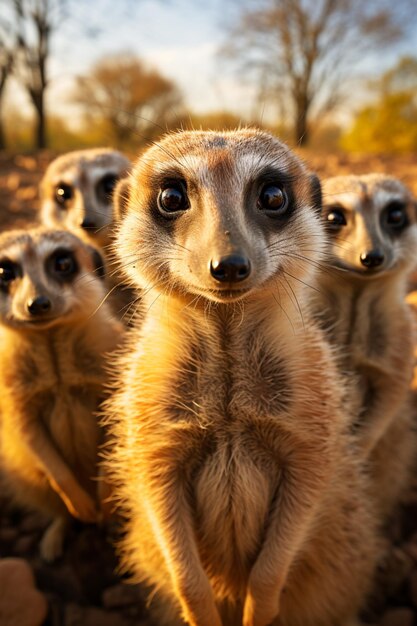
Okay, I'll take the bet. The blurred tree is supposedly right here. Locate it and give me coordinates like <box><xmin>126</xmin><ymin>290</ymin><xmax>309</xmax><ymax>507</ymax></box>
<box><xmin>342</xmin><ymin>56</ymin><xmax>417</xmax><ymax>153</ymax></box>
<box><xmin>74</xmin><ymin>53</ymin><xmax>184</xmax><ymax>148</ymax></box>
<box><xmin>12</xmin><ymin>0</ymin><xmax>66</xmax><ymax>150</ymax></box>
<box><xmin>0</xmin><ymin>16</ymin><xmax>15</xmax><ymax>149</ymax></box>
<box><xmin>4</xmin><ymin>0</ymin><xmax>170</xmax><ymax>150</ymax></box>
<box><xmin>222</xmin><ymin>0</ymin><xmax>414</xmax><ymax>146</ymax></box>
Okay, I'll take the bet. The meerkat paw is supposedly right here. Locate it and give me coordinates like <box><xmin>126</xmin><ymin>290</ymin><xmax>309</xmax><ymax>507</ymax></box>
<box><xmin>40</xmin><ymin>517</ymin><xmax>68</xmax><ymax>562</ymax></box>
<box><xmin>242</xmin><ymin>588</ymin><xmax>280</xmax><ymax>626</ymax></box>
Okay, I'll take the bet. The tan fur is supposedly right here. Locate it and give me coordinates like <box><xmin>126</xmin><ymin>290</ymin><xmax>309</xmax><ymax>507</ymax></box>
<box><xmin>315</xmin><ymin>174</ymin><xmax>417</xmax><ymax>518</ymax></box>
<box><xmin>0</xmin><ymin>228</ymin><xmax>124</xmax><ymax>561</ymax></box>
<box><xmin>104</xmin><ymin>130</ymin><xmax>379</xmax><ymax>626</ymax></box>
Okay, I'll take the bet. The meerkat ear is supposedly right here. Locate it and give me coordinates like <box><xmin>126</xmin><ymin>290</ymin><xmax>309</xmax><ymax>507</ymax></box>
<box><xmin>113</xmin><ymin>177</ymin><xmax>131</xmax><ymax>221</ymax></box>
<box><xmin>309</xmin><ymin>173</ymin><xmax>322</xmax><ymax>214</ymax></box>
<box><xmin>89</xmin><ymin>247</ymin><xmax>106</xmax><ymax>280</ymax></box>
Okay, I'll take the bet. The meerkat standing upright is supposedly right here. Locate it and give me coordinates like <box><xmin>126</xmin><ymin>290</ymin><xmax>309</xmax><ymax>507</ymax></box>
<box><xmin>0</xmin><ymin>228</ymin><xmax>124</xmax><ymax>561</ymax></box>
<box><xmin>315</xmin><ymin>174</ymin><xmax>417</xmax><ymax>517</ymax></box>
<box><xmin>103</xmin><ymin>129</ymin><xmax>379</xmax><ymax>626</ymax></box>
<box><xmin>40</xmin><ymin>148</ymin><xmax>131</xmax><ymax>249</ymax></box>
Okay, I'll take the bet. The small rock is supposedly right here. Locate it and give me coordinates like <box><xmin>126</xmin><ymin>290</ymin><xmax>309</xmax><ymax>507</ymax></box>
<box><xmin>379</xmin><ymin>608</ymin><xmax>415</xmax><ymax>626</ymax></box>
<box><xmin>14</xmin><ymin>156</ymin><xmax>37</xmax><ymax>171</ymax></box>
<box><xmin>0</xmin><ymin>558</ymin><xmax>47</xmax><ymax>626</ymax></box>
<box><xmin>102</xmin><ymin>582</ymin><xmax>142</xmax><ymax>608</ymax></box>
<box><xmin>6</xmin><ymin>173</ymin><xmax>20</xmax><ymax>190</ymax></box>
<box><xmin>15</xmin><ymin>187</ymin><xmax>37</xmax><ymax>201</ymax></box>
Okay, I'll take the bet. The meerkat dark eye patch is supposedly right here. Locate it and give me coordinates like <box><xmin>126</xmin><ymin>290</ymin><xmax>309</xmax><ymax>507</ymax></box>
<box><xmin>0</xmin><ymin>260</ymin><xmax>20</xmax><ymax>291</ymax></box>
<box><xmin>309</xmin><ymin>174</ymin><xmax>322</xmax><ymax>214</ymax></box>
<box><xmin>47</xmin><ymin>248</ymin><xmax>79</xmax><ymax>282</ymax></box>
<box><xmin>91</xmin><ymin>248</ymin><xmax>105</xmax><ymax>279</ymax></box>
<box><xmin>324</xmin><ymin>206</ymin><xmax>347</xmax><ymax>230</ymax></box>
<box><xmin>383</xmin><ymin>201</ymin><xmax>408</xmax><ymax>232</ymax></box>
<box><xmin>54</xmin><ymin>183</ymin><xmax>73</xmax><ymax>207</ymax></box>
<box><xmin>97</xmin><ymin>174</ymin><xmax>119</xmax><ymax>204</ymax></box>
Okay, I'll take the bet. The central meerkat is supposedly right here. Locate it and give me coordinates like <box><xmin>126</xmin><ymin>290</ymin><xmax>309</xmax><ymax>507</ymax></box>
<box><xmin>104</xmin><ymin>130</ymin><xmax>378</xmax><ymax>626</ymax></box>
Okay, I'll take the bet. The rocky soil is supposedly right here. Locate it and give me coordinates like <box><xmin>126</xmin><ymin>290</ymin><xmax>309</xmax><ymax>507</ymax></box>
<box><xmin>1</xmin><ymin>149</ymin><xmax>417</xmax><ymax>626</ymax></box>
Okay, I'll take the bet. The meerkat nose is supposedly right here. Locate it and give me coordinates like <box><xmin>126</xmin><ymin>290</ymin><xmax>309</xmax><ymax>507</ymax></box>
<box><xmin>81</xmin><ymin>218</ymin><xmax>97</xmax><ymax>229</ymax></box>
<box><xmin>27</xmin><ymin>295</ymin><xmax>52</xmax><ymax>316</ymax></box>
<box><xmin>360</xmin><ymin>249</ymin><xmax>385</xmax><ymax>268</ymax></box>
<box><xmin>210</xmin><ymin>255</ymin><xmax>251</xmax><ymax>283</ymax></box>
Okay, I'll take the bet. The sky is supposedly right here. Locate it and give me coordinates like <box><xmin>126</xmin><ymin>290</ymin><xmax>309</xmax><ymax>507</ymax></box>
<box><xmin>4</xmin><ymin>0</ymin><xmax>417</xmax><ymax>126</ymax></box>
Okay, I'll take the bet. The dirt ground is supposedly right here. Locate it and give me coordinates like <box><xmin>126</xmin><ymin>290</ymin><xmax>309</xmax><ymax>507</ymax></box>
<box><xmin>1</xmin><ymin>149</ymin><xmax>417</xmax><ymax>626</ymax></box>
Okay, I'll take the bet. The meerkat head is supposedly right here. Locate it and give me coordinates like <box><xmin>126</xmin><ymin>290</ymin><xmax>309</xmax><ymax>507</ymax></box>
<box><xmin>0</xmin><ymin>228</ymin><xmax>107</xmax><ymax>330</ymax></box>
<box><xmin>40</xmin><ymin>148</ymin><xmax>131</xmax><ymax>246</ymax></box>
<box><xmin>322</xmin><ymin>174</ymin><xmax>417</xmax><ymax>278</ymax></box>
<box><xmin>113</xmin><ymin>129</ymin><xmax>324</xmax><ymax>305</ymax></box>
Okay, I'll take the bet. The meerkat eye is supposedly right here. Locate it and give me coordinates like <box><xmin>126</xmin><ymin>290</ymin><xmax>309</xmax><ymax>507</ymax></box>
<box><xmin>385</xmin><ymin>201</ymin><xmax>407</xmax><ymax>229</ymax></box>
<box><xmin>49</xmin><ymin>249</ymin><xmax>78</xmax><ymax>280</ymax></box>
<box><xmin>55</xmin><ymin>183</ymin><xmax>73</xmax><ymax>207</ymax></box>
<box><xmin>0</xmin><ymin>260</ymin><xmax>18</xmax><ymax>290</ymax></box>
<box><xmin>98</xmin><ymin>174</ymin><xmax>119</xmax><ymax>201</ymax></box>
<box><xmin>257</xmin><ymin>184</ymin><xmax>288</xmax><ymax>216</ymax></box>
<box><xmin>326</xmin><ymin>207</ymin><xmax>347</xmax><ymax>228</ymax></box>
<box><xmin>158</xmin><ymin>182</ymin><xmax>189</xmax><ymax>215</ymax></box>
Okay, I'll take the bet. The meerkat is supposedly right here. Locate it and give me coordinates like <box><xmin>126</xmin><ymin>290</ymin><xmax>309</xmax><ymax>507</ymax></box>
<box><xmin>0</xmin><ymin>228</ymin><xmax>124</xmax><ymax>562</ymax></box>
<box><xmin>103</xmin><ymin>129</ymin><xmax>380</xmax><ymax>626</ymax></box>
<box><xmin>315</xmin><ymin>174</ymin><xmax>417</xmax><ymax>518</ymax></box>
<box><xmin>40</xmin><ymin>148</ymin><xmax>131</xmax><ymax>249</ymax></box>
<box><xmin>40</xmin><ymin>148</ymin><xmax>137</xmax><ymax>321</ymax></box>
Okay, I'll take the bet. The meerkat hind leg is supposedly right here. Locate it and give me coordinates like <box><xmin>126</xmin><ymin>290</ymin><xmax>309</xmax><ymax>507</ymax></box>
<box><xmin>40</xmin><ymin>515</ymin><xmax>69</xmax><ymax>562</ymax></box>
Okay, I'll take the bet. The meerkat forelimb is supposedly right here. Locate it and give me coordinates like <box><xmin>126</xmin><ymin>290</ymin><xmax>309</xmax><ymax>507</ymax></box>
<box><xmin>103</xmin><ymin>130</ymin><xmax>380</xmax><ymax>626</ymax></box>
<box><xmin>0</xmin><ymin>227</ymin><xmax>124</xmax><ymax>561</ymax></box>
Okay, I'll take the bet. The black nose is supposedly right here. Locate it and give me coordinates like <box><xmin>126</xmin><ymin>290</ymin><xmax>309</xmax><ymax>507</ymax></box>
<box><xmin>81</xmin><ymin>217</ymin><xmax>96</xmax><ymax>229</ymax></box>
<box><xmin>360</xmin><ymin>249</ymin><xmax>385</xmax><ymax>268</ymax></box>
<box><xmin>27</xmin><ymin>296</ymin><xmax>51</xmax><ymax>316</ymax></box>
<box><xmin>210</xmin><ymin>255</ymin><xmax>251</xmax><ymax>283</ymax></box>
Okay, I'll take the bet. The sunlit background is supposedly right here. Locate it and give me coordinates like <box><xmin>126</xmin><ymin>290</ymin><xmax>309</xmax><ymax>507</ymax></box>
<box><xmin>0</xmin><ymin>0</ymin><xmax>416</xmax><ymax>153</ymax></box>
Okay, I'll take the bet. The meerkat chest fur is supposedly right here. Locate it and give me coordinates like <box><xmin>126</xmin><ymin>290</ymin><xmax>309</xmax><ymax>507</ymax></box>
<box><xmin>117</xmin><ymin>295</ymin><xmax>341</xmax><ymax>593</ymax></box>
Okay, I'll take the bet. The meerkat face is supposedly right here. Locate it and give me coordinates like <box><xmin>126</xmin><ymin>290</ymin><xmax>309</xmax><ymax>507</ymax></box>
<box><xmin>114</xmin><ymin>129</ymin><xmax>324</xmax><ymax>304</ymax></box>
<box><xmin>0</xmin><ymin>229</ymin><xmax>106</xmax><ymax>330</ymax></box>
<box><xmin>322</xmin><ymin>175</ymin><xmax>417</xmax><ymax>277</ymax></box>
<box><xmin>40</xmin><ymin>149</ymin><xmax>131</xmax><ymax>246</ymax></box>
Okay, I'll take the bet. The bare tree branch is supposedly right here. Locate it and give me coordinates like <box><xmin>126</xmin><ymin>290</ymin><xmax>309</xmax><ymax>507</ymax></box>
<box><xmin>221</xmin><ymin>0</ymin><xmax>415</xmax><ymax>145</ymax></box>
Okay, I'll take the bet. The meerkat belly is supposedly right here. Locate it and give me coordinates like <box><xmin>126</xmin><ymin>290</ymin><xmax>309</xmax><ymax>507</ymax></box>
<box><xmin>176</xmin><ymin>347</ymin><xmax>285</xmax><ymax>596</ymax></box>
<box><xmin>46</xmin><ymin>388</ymin><xmax>100</xmax><ymax>489</ymax></box>
<box><xmin>192</xmin><ymin>432</ymin><xmax>280</xmax><ymax>596</ymax></box>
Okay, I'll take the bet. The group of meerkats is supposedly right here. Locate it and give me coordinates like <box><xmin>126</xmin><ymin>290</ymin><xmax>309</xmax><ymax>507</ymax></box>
<box><xmin>0</xmin><ymin>129</ymin><xmax>416</xmax><ymax>626</ymax></box>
